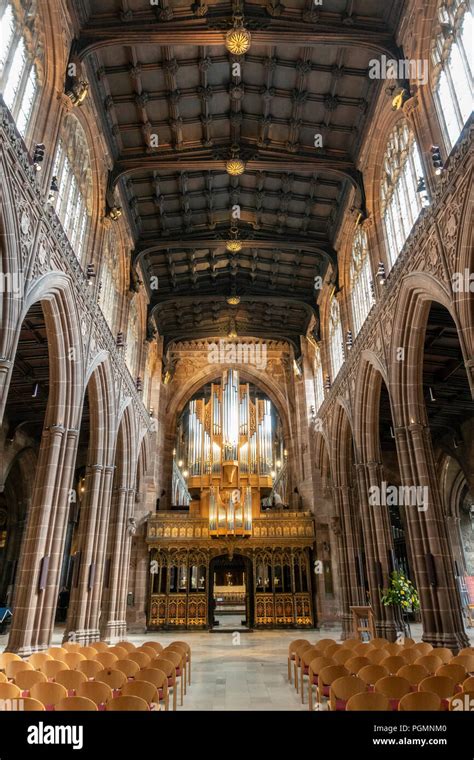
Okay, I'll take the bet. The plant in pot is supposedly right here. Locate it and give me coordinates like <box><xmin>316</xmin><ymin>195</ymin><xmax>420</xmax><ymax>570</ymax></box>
<box><xmin>381</xmin><ymin>570</ymin><xmax>420</xmax><ymax>639</ymax></box>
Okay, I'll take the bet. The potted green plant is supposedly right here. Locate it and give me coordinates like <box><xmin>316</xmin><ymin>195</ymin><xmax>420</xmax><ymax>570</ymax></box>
<box><xmin>381</xmin><ymin>570</ymin><xmax>420</xmax><ymax>638</ymax></box>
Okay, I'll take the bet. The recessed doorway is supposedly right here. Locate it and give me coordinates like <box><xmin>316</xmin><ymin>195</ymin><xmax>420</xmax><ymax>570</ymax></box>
<box><xmin>209</xmin><ymin>554</ymin><xmax>253</xmax><ymax>631</ymax></box>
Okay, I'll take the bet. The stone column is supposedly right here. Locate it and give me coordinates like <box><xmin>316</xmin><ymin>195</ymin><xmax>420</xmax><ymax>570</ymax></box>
<box><xmin>395</xmin><ymin>424</ymin><xmax>469</xmax><ymax>650</ymax></box>
<box><xmin>356</xmin><ymin>462</ymin><xmax>398</xmax><ymax>640</ymax></box>
<box><xmin>63</xmin><ymin>463</ymin><xmax>115</xmax><ymax>645</ymax></box>
<box><xmin>332</xmin><ymin>485</ymin><xmax>365</xmax><ymax>638</ymax></box>
<box><xmin>7</xmin><ymin>425</ymin><xmax>79</xmax><ymax>654</ymax></box>
<box><xmin>100</xmin><ymin>487</ymin><xmax>135</xmax><ymax>642</ymax></box>
<box><xmin>0</xmin><ymin>358</ymin><xmax>14</xmax><ymax>424</ymax></box>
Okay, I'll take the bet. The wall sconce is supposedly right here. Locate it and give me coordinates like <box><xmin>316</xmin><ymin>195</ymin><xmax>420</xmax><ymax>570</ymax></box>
<box><xmin>66</xmin><ymin>80</ymin><xmax>89</xmax><ymax>107</ymax></box>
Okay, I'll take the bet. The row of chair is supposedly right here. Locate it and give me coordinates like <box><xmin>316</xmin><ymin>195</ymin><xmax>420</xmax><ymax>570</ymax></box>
<box><xmin>287</xmin><ymin>637</ymin><xmax>474</xmax><ymax>711</ymax></box>
<box><xmin>0</xmin><ymin>638</ymin><xmax>192</xmax><ymax>711</ymax></box>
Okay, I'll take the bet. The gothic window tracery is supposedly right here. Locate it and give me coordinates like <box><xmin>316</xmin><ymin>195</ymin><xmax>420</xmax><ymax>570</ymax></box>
<box><xmin>432</xmin><ymin>0</ymin><xmax>473</xmax><ymax>150</ymax></box>
<box><xmin>0</xmin><ymin>2</ymin><xmax>42</xmax><ymax>138</ymax></box>
<box><xmin>380</xmin><ymin>122</ymin><xmax>425</xmax><ymax>268</ymax></box>
<box><xmin>350</xmin><ymin>226</ymin><xmax>374</xmax><ymax>336</ymax></box>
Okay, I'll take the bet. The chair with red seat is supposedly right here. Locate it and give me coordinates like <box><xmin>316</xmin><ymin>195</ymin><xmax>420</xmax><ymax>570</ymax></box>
<box><xmin>358</xmin><ymin>664</ymin><xmax>389</xmax><ymax>691</ymax></box>
<box><xmin>13</xmin><ymin>670</ymin><xmax>47</xmax><ymax>697</ymax></box>
<box><xmin>380</xmin><ymin>655</ymin><xmax>405</xmax><ymax>675</ymax></box>
<box><xmin>317</xmin><ymin>665</ymin><xmax>348</xmax><ymax>703</ymax></box>
<box><xmin>329</xmin><ymin>676</ymin><xmax>366</xmax><ymax>711</ymax></box>
<box><xmin>398</xmin><ymin>691</ymin><xmax>442</xmax><ymax>711</ymax></box>
<box><xmin>374</xmin><ymin>675</ymin><xmax>411</xmax><ymax>710</ymax></box>
<box><xmin>30</xmin><ymin>681</ymin><xmax>67</xmax><ymax>710</ymax></box>
<box><xmin>54</xmin><ymin>669</ymin><xmax>87</xmax><ymax>696</ymax></box>
<box><xmin>415</xmin><ymin>654</ymin><xmax>443</xmax><ymax>675</ymax></box>
<box><xmin>419</xmin><ymin>675</ymin><xmax>457</xmax><ymax>710</ymax></box>
<box><xmin>307</xmin><ymin>656</ymin><xmax>333</xmax><ymax>712</ymax></box>
<box><xmin>135</xmin><ymin>668</ymin><xmax>169</xmax><ymax>710</ymax></box>
<box><xmin>396</xmin><ymin>663</ymin><xmax>428</xmax><ymax>691</ymax></box>
<box><xmin>121</xmin><ymin>680</ymin><xmax>158</xmax><ymax>709</ymax></box>
<box><xmin>346</xmin><ymin>692</ymin><xmax>390</xmax><ymax>711</ymax></box>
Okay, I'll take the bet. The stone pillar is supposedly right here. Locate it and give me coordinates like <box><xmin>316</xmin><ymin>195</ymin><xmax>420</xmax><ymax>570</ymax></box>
<box><xmin>356</xmin><ymin>462</ymin><xmax>398</xmax><ymax>640</ymax></box>
<box><xmin>7</xmin><ymin>425</ymin><xmax>79</xmax><ymax>654</ymax></box>
<box><xmin>395</xmin><ymin>424</ymin><xmax>469</xmax><ymax>650</ymax></box>
<box><xmin>63</xmin><ymin>464</ymin><xmax>115</xmax><ymax>645</ymax></box>
<box><xmin>332</xmin><ymin>485</ymin><xmax>365</xmax><ymax>638</ymax></box>
<box><xmin>100</xmin><ymin>487</ymin><xmax>135</xmax><ymax>642</ymax></box>
<box><xmin>0</xmin><ymin>358</ymin><xmax>13</xmax><ymax>424</ymax></box>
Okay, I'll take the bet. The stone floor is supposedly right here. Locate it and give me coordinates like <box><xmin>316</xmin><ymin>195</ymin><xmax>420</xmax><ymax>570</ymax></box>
<box><xmin>2</xmin><ymin>624</ymin><xmax>473</xmax><ymax>711</ymax></box>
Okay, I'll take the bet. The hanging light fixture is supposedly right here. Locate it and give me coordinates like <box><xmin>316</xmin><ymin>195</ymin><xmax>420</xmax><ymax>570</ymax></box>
<box><xmin>226</xmin><ymin>294</ymin><xmax>241</xmax><ymax>305</ymax></box>
<box><xmin>226</xmin><ymin>239</ymin><xmax>242</xmax><ymax>252</ymax></box>
<box><xmin>225</xmin><ymin>14</ymin><xmax>252</xmax><ymax>56</ymax></box>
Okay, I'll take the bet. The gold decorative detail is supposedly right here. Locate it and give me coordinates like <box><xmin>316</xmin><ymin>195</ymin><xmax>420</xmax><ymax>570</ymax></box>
<box><xmin>225</xmin><ymin>27</ymin><xmax>251</xmax><ymax>56</ymax></box>
<box><xmin>225</xmin><ymin>157</ymin><xmax>246</xmax><ymax>176</ymax></box>
<box><xmin>226</xmin><ymin>294</ymin><xmax>241</xmax><ymax>305</ymax></box>
<box><xmin>226</xmin><ymin>239</ymin><xmax>242</xmax><ymax>252</ymax></box>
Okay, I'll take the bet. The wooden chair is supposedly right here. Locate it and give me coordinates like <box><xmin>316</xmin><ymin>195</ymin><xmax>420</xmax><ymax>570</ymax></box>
<box><xmin>398</xmin><ymin>691</ymin><xmax>442</xmax><ymax>711</ymax></box>
<box><xmin>313</xmin><ymin>638</ymin><xmax>337</xmax><ymax>652</ymax></box>
<box><xmin>451</xmin><ymin>654</ymin><xmax>474</xmax><ymax>674</ymax></box>
<box><xmin>127</xmin><ymin>651</ymin><xmax>151</xmax><ymax>669</ymax></box>
<box><xmin>160</xmin><ymin>649</ymin><xmax>185</xmax><ymax>705</ymax></box>
<box><xmin>0</xmin><ymin>672</ymin><xmax>6</xmax><ymax>683</ymax></box>
<box><xmin>106</xmin><ymin>695</ymin><xmax>148</xmax><ymax>711</ymax></box>
<box><xmin>62</xmin><ymin>642</ymin><xmax>82</xmax><ymax>652</ymax></box>
<box><xmin>94</xmin><ymin>652</ymin><xmax>118</xmax><ymax>669</ymax></box>
<box><xmin>63</xmin><ymin>652</ymin><xmax>86</xmax><ymax>670</ymax></box>
<box><xmin>411</xmin><ymin>642</ymin><xmax>433</xmax><ymax>657</ymax></box>
<box><xmin>298</xmin><ymin>646</ymin><xmax>321</xmax><ymax>703</ymax></box>
<box><xmin>292</xmin><ymin>643</ymin><xmax>316</xmax><ymax>691</ymax></box>
<box><xmin>366</xmin><ymin>649</ymin><xmax>388</xmax><ymax>665</ymax></box>
<box><xmin>137</xmin><ymin>645</ymin><xmax>159</xmax><ymax>661</ymax></box>
<box><xmin>0</xmin><ymin>652</ymin><xmax>21</xmax><ymax>671</ymax></box>
<box><xmin>436</xmin><ymin>663</ymin><xmax>466</xmax><ymax>688</ymax></box>
<box><xmin>5</xmin><ymin>659</ymin><xmax>33</xmax><ymax>679</ymax></box>
<box><xmin>401</xmin><ymin>637</ymin><xmax>415</xmax><ymax>647</ymax></box>
<box><xmin>432</xmin><ymin>647</ymin><xmax>453</xmax><ymax>664</ymax></box>
<box><xmin>95</xmin><ymin>668</ymin><xmax>127</xmax><ymax>691</ymax></box>
<box><xmin>151</xmin><ymin>658</ymin><xmax>177</xmax><ymax>710</ymax></box>
<box><xmin>324</xmin><ymin>644</ymin><xmax>341</xmax><ymax>660</ymax></box>
<box><xmin>46</xmin><ymin>647</ymin><xmax>69</xmax><ymax>662</ymax></box>
<box><xmin>30</xmin><ymin>681</ymin><xmax>68</xmax><ymax>709</ymax></box>
<box><xmin>449</xmin><ymin>690</ymin><xmax>474</xmax><ymax>711</ymax></box>
<box><xmin>383</xmin><ymin>643</ymin><xmax>405</xmax><ymax>657</ymax></box>
<box><xmin>415</xmin><ymin>654</ymin><xmax>443</xmax><ymax>675</ymax></box>
<box><xmin>122</xmin><ymin>679</ymin><xmax>158</xmax><ymax>708</ymax></box>
<box><xmin>108</xmin><ymin>646</ymin><xmax>129</xmax><ymax>659</ymax></box>
<box><xmin>0</xmin><ymin>682</ymin><xmax>21</xmax><ymax>699</ymax></box>
<box><xmin>77</xmin><ymin>660</ymin><xmax>103</xmax><ymax>679</ymax></box>
<box><xmin>462</xmin><ymin>675</ymin><xmax>474</xmax><ymax>691</ymax></box>
<box><xmin>374</xmin><ymin>675</ymin><xmax>411</xmax><ymax>710</ymax></box>
<box><xmin>77</xmin><ymin>680</ymin><xmax>112</xmax><ymax>708</ymax></box>
<box><xmin>116</xmin><ymin>641</ymin><xmax>136</xmax><ymax>652</ymax></box>
<box><xmin>308</xmin><ymin>656</ymin><xmax>333</xmax><ymax>711</ymax></box>
<box><xmin>41</xmin><ymin>659</ymin><xmax>70</xmax><ymax>680</ymax></box>
<box><xmin>91</xmin><ymin>642</ymin><xmax>109</xmax><ymax>652</ymax></box>
<box><xmin>369</xmin><ymin>638</ymin><xmax>389</xmax><ymax>649</ymax></box>
<box><xmin>340</xmin><ymin>639</ymin><xmax>361</xmax><ymax>651</ymax></box>
<box><xmin>333</xmin><ymin>648</ymin><xmax>354</xmax><ymax>666</ymax></box>
<box><xmin>353</xmin><ymin>643</ymin><xmax>375</xmax><ymax>657</ymax></box>
<box><xmin>380</xmin><ymin>655</ymin><xmax>405</xmax><ymax>675</ymax></box>
<box><xmin>143</xmin><ymin>641</ymin><xmax>163</xmax><ymax>653</ymax></box>
<box><xmin>135</xmin><ymin>668</ymin><xmax>169</xmax><ymax>710</ymax></box>
<box><xmin>77</xmin><ymin>646</ymin><xmax>100</xmax><ymax>659</ymax></box>
<box><xmin>0</xmin><ymin>697</ymin><xmax>44</xmax><ymax>711</ymax></box>
<box><xmin>14</xmin><ymin>670</ymin><xmax>47</xmax><ymax>695</ymax></box>
<box><xmin>419</xmin><ymin>676</ymin><xmax>457</xmax><ymax>710</ymax></box>
<box><xmin>346</xmin><ymin>692</ymin><xmax>390</xmax><ymax>711</ymax></box>
<box><xmin>358</xmin><ymin>665</ymin><xmax>389</xmax><ymax>691</ymax></box>
<box><xmin>396</xmin><ymin>664</ymin><xmax>428</xmax><ymax>691</ymax></box>
<box><xmin>114</xmin><ymin>658</ymin><xmax>140</xmax><ymax>679</ymax></box>
<box><xmin>57</xmin><ymin>696</ymin><xmax>97</xmax><ymax>711</ymax></box>
<box><xmin>399</xmin><ymin>648</ymin><xmax>420</xmax><ymax>664</ymax></box>
<box><xmin>171</xmin><ymin>641</ymin><xmax>191</xmax><ymax>684</ymax></box>
<box><xmin>317</xmin><ymin>665</ymin><xmax>349</xmax><ymax>702</ymax></box>
<box><xmin>54</xmin><ymin>669</ymin><xmax>87</xmax><ymax>696</ymax></box>
<box><xmin>161</xmin><ymin>644</ymin><xmax>188</xmax><ymax>693</ymax></box>
<box><xmin>459</xmin><ymin>647</ymin><xmax>474</xmax><ymax>656</ymax></box>
<box><xmin>344</xmin><ymin>656</ymin><xmax>370</xmax><ymax>675</ymax></box>
<box><xmin>329</xmin><ymin>676</ymin><xmax>366</xmax><ymax>711</ymax></box>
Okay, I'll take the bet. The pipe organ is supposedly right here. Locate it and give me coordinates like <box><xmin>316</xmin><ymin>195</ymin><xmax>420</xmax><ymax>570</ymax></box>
<box><xmin>172</xmin><ymin>370</ymin><xmax>285</xmax><ymax>537</ymax></box>
<box><xmin>149</xmin><ymin>370</ymin><xmax>315</xmax><ymax>631</ymax></box>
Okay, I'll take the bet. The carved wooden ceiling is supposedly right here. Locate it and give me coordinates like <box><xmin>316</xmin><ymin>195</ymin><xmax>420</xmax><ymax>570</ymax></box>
<box><xmin>70</xmin><ymin>0</ymin><xmax>405</xmax><ymax>347</ymax></box>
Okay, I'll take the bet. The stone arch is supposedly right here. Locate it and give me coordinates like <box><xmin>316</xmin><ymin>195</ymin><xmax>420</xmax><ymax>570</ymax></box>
<box><xmin>353</xmin><ymin>352</ymin><xmax>390</xmax><ymax>462</ymax></box>
<box><xmin>167</xmin><ymin>364</ymin><xmax>292</xmax><ymax>444</ymax></box>
<box><xmin>389</xmin><ymin>272</ymin><xmax>470</xmax><ymax>427</ymax></box>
